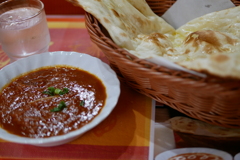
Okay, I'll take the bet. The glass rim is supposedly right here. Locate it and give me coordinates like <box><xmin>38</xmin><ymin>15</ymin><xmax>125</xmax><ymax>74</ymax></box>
<box><xmin>0</xmin><ymin>0</ymin><xmax>45</xmax><ymax>23</ymax></box>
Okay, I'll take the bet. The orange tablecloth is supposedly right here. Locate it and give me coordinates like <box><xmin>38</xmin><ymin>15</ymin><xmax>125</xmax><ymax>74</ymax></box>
<box><xmin>0</xmin><ymin>16</ymin><xmax>155</xmax><ymax>160</ymax></box>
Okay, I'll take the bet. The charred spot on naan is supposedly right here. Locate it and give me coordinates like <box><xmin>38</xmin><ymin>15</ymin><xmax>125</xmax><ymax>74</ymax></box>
<box><xmin>103</xmin><ymin>17</ymin><xmax>110</xmax><ymax>24</ymax></box>
<box><xmin>183</xmin><ymin>30</ymin><xmax>239</xmax><ymax>54</ymax></box>
<box><xmin>147</xmin><ymin>33</ymin><xmax>169</xmax><ymax>48</ymax></box>
<box><xmin>133</xmin><ymin>16</ymin><xmax>149</xmax><ymax>26</ymax></box>
<box><xmin>120</xmin><ymin>32</ymin><xmax>128</xmax><ymax>37</ymax></box>
<box><xmin>111</xmin><ymin>9</ymin><xmax>120</xmax><ymax>18</ymax></box>
<box><xmin>212</xmin><ymin>54</ymin><xmax>230</xmax><ymax>63</ymax></box>
<box><xmin>185</xmin><ymin>30</ymin><xmax>222</xmax><ymax>53</ymax></box>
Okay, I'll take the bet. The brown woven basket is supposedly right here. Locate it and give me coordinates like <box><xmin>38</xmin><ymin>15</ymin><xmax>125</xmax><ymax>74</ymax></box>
<box><xmin>84</xmin><ymin>0</ymin><xmax>240</xmax><ymax>128</ymax></box>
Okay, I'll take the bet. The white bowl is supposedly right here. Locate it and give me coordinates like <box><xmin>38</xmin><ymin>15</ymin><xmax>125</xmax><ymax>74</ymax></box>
<box><xmin>0</xmin><ymin>51</ymin><xmax>120</xmax><ymax>147</ymax></box>
<box><xmin>155</xmin><ymin>147</ymin><xmax>233</xmax><ymax>160</ymax></box>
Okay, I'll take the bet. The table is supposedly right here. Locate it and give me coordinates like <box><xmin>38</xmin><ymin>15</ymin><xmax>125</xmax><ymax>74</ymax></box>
<box><xmin>1</xmin><ymin>15</ymin><xmax>237</xmax><ymax>160</ymax></box>
<box><xmin>0</xmin><ymin>15</ymin><xmax>160</xmax><ymax>160</ymax></box>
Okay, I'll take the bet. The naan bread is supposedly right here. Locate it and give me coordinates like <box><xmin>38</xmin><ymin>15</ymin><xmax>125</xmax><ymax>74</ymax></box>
<box><xmin>67</xmin><ymin>0</ymin><xmax>240</xmax><ymax>79</ymax></box>
<box><xmin>175</xmin><ymin>6</ymin><xmax>240</xmax><ymax>46</ymax></box>
<box><xmin>171</xmin><ymin>30</ymin><xmax>240</xmax><ymax>78</ymax></box>
<box><xmin>168</xmin><ymin>116</ymin><xmax>240</xmax><ymax>137</ymax></box>
<box><xmin>171</xmin><ymin>7</ymin><xmax>240</xmax><ymax>79</ymax></box>
<box><xmin>67</xmin><ymin>0</ymin><xmax>175</xmax><ymax>50</ymax></box>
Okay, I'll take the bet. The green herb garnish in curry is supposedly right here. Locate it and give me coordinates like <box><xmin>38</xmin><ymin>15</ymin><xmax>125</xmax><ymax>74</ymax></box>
<box><xmin>43</xmin><ymin>87</ymin><xmax>69</xmax><ymax>96</ymax></box>
<box><xmin>80</xmin><ymin>100</ymin><xmax>85</xmax><ymax>107</ymax></box>
<box><xmin>50</xmin><ymin>101</ymin><xmax>67</xmax><ymax>112</ymax></box>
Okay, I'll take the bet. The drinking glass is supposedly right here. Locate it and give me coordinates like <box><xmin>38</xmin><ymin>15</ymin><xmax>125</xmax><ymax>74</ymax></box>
<box><xmin>0</xmin><ymin>0</ymin><xmax>50</xmax><ymax>62</ymax></box>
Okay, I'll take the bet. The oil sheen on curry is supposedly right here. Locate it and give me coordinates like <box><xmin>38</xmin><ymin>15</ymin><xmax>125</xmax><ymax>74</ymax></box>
<box><xmin>0</xmin><ymin>65</ymin><xmax>106</xmax><ymax>138</ymax></box>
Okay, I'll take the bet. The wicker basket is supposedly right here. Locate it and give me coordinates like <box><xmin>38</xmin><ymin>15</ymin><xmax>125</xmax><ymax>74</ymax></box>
<box><xmin>84</xmin><ymin>0</ymin><xmax>240</xmax><ymax>128</ymax></box>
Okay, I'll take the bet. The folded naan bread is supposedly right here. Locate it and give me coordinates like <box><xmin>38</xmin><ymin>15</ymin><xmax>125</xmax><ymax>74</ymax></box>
<box><xmin>172</xmin><ymin>30</ymin><xmax>240</xmax><ymax>78</ymax></box>
<box><xmin>172</xmin><ymin>7</ymin><xmax>240</xmax><ymax>79</ymax></box>
<box><xmin>67</xmin><ymin>0</ymin><xmax>175</xmax><ymax>49</ymax></box>
<box><xmin>168</xmin><ymin>116</ymin><xmax>240</xmax><ymax>137</ymax></box>
<box><xmin>67</xmin><ymin>0</ymin><xmax>240</xmax><ymax>79</ymax></box>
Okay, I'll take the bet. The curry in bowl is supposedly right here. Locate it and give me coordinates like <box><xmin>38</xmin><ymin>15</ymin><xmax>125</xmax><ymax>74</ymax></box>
<box><xmin>0</xmin><ymin>51</ymin><xmax>120</xmax><ymax>146</ymax></box>
<box><xmin>0</xmin><ymin>65</ymin><xmax>106</xmax><ymax>138</ymax></box>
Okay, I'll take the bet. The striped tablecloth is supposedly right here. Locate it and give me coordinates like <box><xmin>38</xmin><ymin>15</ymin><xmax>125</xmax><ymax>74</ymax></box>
<box><xmin>0</xmin><ymin>16</ymin><xmax>155</xmax><ymax>160</ymax></box>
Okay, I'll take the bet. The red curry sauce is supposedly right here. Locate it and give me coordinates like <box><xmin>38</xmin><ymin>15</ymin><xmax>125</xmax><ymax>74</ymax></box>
<box><xmin>0</xmin><ymin>65</ymin><xmax>106</xmax><ymax>138</ymax></box>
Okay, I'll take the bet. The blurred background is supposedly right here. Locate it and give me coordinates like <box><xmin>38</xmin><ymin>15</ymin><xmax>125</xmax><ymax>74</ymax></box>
<box><xmin>0</xmin><ymin>0</ymin><xmax>85</xmax><ymax>15</ymax></box>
